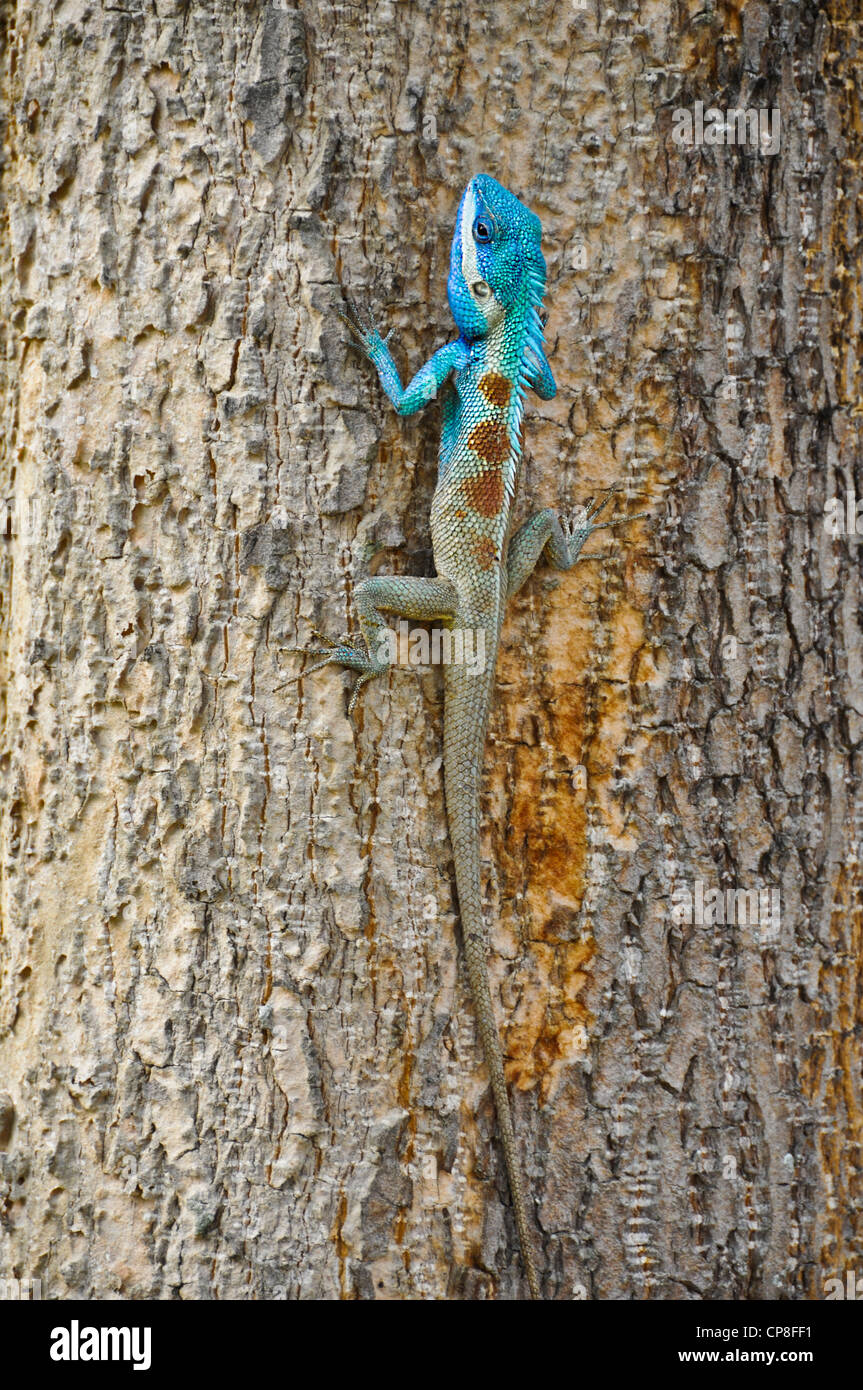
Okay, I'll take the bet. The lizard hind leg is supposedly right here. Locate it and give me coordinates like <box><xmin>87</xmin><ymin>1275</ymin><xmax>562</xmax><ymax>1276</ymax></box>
<box><xmin>505</xmin><ymin>488</ymin><xmax>648</xmax><ymax>600</ymax></box>
<box><xmin>288</xmin><ymin>575</ymin><xmax>458</xmax><ymax>712</ymax></box>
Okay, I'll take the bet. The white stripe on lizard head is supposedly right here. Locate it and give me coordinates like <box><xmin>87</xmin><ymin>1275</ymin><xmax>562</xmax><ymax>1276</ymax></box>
<box><xmin>461</xmin><ymin>182</ymin><xmax>496</xmax><ymax>316</ymax></box>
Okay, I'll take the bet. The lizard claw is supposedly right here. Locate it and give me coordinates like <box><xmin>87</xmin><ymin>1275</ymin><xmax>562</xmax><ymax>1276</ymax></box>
<box><xmin>589</xmin><ymin>510</ymin><xmax>649</xmax><ymax>531</ymax></box>
<box><xmin>274</xmin><ymin>627</ymin><xmax>348</xmax><ymax>687</ymax></box>
<box><xmin>339</xmin><ymin>293</ymin><xmax>391</xmax><ymax>365</ymax></box>
<box><xmin>573</xmin><ymin>485</ymin><xmax>648</xmax><ymax>529</ymax></box>
<box><xmin>338</xmin><ymin>297</ymin><xmax>369</xmax><ymax>346</ymax></box>
<box><xmin>561</xmin><ymin>489</ymin><xmax>648</xmax><ymax>562</ymax></box>
<box><xmin>579</xmin><ymin>484</ymin><xmax>621</xmax><ymax>523</ymax></box>
<box><xmin>346</xmin><ymin>667</ymin><xmax>380</xmax><ymax>714</ymax></box>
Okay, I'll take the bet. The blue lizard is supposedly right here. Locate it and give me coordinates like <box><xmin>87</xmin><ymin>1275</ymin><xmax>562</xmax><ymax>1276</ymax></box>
<box><xmin>298</xmin><ymin>174</ymin><xmax>644</xmax><ymax>1298</ymax></box>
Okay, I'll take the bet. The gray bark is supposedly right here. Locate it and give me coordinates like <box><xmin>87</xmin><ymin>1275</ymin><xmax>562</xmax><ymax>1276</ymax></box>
<box><xmin>0</xmin><ymin>0</ymin><xmax>860</xmax><ymax>1299</ymax></box>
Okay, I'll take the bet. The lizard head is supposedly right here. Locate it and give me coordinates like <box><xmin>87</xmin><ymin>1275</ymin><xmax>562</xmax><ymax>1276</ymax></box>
<box><xmin>447</xmin><ymin>174</ymin><xmax>548</xmax><ymax>341</ymax></box>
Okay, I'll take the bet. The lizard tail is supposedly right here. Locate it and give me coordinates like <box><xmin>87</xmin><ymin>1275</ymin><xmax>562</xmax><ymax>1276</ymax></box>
<box><xmin>462</xmin><ymin>899</ymin><xmax>540</xmax><ymax>1300</ymax></box>
<box><xmin>444</xmin><ymin>674</ymin><xmax>540</xmax><ymax>1300</ymax></box>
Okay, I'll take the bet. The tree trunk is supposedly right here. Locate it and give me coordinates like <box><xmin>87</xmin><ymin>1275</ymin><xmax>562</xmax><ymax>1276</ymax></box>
<box><xmin>0</xmin><ymin>0</ymin><xmax>860</xmax><ymax>1300</ymax></box>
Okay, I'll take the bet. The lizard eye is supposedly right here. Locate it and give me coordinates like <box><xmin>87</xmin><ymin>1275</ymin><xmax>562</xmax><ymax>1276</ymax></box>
<box><xmin>473</xmin><ymin>216</ymin><xmax>493</xmax><ymax>244</ymax></box>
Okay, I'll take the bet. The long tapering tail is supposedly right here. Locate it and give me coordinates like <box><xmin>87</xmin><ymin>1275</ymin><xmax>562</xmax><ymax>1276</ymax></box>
<box><xmin>443</xmin><ymin>663</ymin><xmax>539</xmax><ymax>1300</ymax></box>
<box><xmin>462</xmin><ymin>903</ymin><xmax>540</xmax><ymax>1299</ymax></box>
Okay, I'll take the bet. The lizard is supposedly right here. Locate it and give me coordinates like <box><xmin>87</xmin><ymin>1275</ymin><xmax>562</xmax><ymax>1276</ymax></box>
<box><xmin>294</xmin><ymin>174</ymin><xmax>644</xmax><ymax>1299</ymax></box>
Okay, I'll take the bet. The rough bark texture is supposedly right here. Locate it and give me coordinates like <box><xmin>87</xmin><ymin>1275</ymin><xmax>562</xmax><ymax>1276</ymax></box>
<box><xmin>0</xmin><ymin>0</ymin><xmax>860</xmax><ymax>1300</ymax></box>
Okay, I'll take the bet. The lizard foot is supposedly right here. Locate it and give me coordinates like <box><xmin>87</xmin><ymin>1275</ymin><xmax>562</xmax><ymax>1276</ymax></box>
<box><xmin>566</xmin><ymin>486</ymin><xmax>648</xmax><ymax>541</ymax></box>
<box><xmin>279</xmin><ymin>628</ymin><xmax>389</xmax><ymax>713</ymax></box>
<box><xmin>339</xmin><ymin>294</ymin><xmax>394</xmax><ymax>369</ymax></box>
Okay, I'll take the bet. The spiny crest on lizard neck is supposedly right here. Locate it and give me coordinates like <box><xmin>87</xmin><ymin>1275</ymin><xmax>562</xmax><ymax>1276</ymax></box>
<box><xmin>447</xmin><ymin>174</ymin><xmax>549</xmax><ymax>384</ymax></box>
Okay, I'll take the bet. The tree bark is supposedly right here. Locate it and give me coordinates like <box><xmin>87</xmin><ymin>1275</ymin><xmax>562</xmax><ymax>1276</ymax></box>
<box><xmin>0</xmin><ymin>0</ymin><xmax>860</xmax><ymax>1300</ymax></box>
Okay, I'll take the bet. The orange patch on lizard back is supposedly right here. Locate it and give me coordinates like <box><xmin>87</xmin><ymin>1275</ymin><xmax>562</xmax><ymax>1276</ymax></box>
<box><xmin>472</xmin><ymin>536</ymin><xmax>498</xmax><ymax>571</ymax></box>
<box><xmin>467</xmin><ymin>419</ymin><xmax>510</xmax><ymax>464</ymax></box>
<box><xmin>478</xmin><ymin>371</ymin><xmax>512</xmax><ymax>408</ymax></box>
<box><xmin>462</xmin><ymin>469</ymin><xmax>504</xmax><ymax>517</ymax></box>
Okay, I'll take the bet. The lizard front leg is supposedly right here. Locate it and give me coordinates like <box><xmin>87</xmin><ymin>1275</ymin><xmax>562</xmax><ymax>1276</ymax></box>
<box><xmin>290</xmin><ymin>575</ymin><xmax>458</xmax><ymax>711</ymax></box>
<box><xmin>506</xmin><ymin>488</ymin><xmax>646</xmax><ymax>600</ymax></box>
<box><xmin>342</xmin><ymin>299</ymin><xmax>469</xmax><ymax>416</ymax></box>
